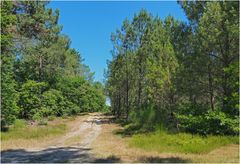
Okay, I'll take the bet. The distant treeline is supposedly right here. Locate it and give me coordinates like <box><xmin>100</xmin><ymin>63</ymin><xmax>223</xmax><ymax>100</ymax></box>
<box><xmin>1</xmin><ymin>1</ymin><xmax>106</xmax><ymax>129</ymax></box>
<box><xmin>106</xmin><ymin>1</ymin><xmax>239</xmax><ymax>135</ymax></box>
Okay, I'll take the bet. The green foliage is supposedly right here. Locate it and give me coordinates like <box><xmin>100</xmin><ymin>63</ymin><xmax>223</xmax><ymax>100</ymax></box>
<box><xmin>107</xmin><ymin>10</ymin><xmax>178</xmax><ymax>121</ymax></box>
<box><xmin>176</xmin><ymin>111</ymin><xmax>239</xmax><ymax>135</ymax></box>
<box><xmin>42</xmin><ymin>89</ymin><xmax>65</xmax><ymax>116</ymax></box>
<box><xmin>129</xmin><ymin>130</ymin><xmax>239</xmax><ymax>154</ymax></box>
<box><xmin>48</xmin><ymin>115</ymin><xmax>56</xmax><ymax>121</ymax></box>
<box><xmin>107</xmin><ymin>2</ymin><xmax>239</xmax><ymax>136</ymax></box>
<box><xmin>129</xmin><ymin>104</ymin><xmax>163</xmax><ymax>132</ymax></box>
<box><xmin>197</xmin><ymin>1</ymin><xmax>239</xmax><ymax>115</ymax></box>
<box><xmin>1</xmin><ymin>0</ymin><xmax>238</xmax><ymax>140</ymax></box>
<box><xmin>12</xmin><ymin>119</ymin><xmax>26</xmax><ymax>129</ymax></box>
<box><xmin>0</xmin><ymin>1</ymin><xmax>16</xmax><ymax>48</ymax></box>
<box><xmin>57</xmin><ymin>76</ymin><xmax>106</xmax><ymax>113</ymax></box>
<box><xmin>0</xmin><ymin>1</ymin><xmax>106</xmax><ymax>131</ymax></box>
<box><xmin>18</xmin><ymin>80</ymin><xmax>48</xmax><ymax>119</ymax></box>
<box><xmin>1</xmin><ymin>1</ymin><xmax>18</xmax><ymax>129</ymax></box>
<box><xmin>17</xmin><ymin>78</ymin><xmax>105</xmax><ymax>120</ymax></box>
<box><xmin>32</xmin><ymin>113</ymin><xmax>42</xmax><ymax>121</ymax></box>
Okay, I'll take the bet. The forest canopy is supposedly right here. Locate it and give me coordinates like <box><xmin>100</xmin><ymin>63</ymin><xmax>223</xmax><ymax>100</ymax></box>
<box><xmin>1</xmin><ymin>1</ymin><xmax>107</xmax><ymax>129</ymax></box>
<box><xmin>1</xmin><ymin>1</ymin><xmax>239</xmax><ymax>136</ymax></box>
<box><xmin>106</xmin><ymin>1</ymin><xmax>239</xmax><ymax>135</ymax></box>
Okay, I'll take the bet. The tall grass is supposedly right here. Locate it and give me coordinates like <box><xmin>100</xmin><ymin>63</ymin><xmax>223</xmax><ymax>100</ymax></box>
<box><xmin>129</xmin><ymin>130</ymin><xmax>239</xmax><ymax>154</ymax></box>
<box><xmin>1</xmin><ymin>119</ymin><xmax>67</xmax><ymax>141</ymax></box>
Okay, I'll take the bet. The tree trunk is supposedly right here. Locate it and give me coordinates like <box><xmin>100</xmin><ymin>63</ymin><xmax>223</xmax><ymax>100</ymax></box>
<box><xmin>208</xmin><ymin>63</ymin><xmax>214</xmax><ymax>111</ymax></box>
<box><xmin>39</xmin><ymin>55</ymin><xmax>42</xmax><ymax>82</ymax></box>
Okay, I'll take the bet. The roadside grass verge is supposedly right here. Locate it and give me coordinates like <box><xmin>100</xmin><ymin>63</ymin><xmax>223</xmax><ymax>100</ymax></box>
<box><xmin>1</xmin><ymin>119</ymin><xmax>67</xmax><ymax>141</ymax></box>
<box><xmin>129</xmin><ymin>130</ymin><xmax>239</xmax><ymax>154</ymax></box>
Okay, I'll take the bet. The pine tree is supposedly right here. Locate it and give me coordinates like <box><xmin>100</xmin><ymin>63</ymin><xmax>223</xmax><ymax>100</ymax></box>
<box><xmin>1</xmin><ymin>1</ymin><xmax>18</xmax><ymax>129</ymax></box>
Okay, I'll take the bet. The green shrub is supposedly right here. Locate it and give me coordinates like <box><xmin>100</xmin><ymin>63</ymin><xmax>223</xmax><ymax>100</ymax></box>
<box><xmin>13</xmin><ymin>119</ymin><xmax>26</xmax><ymax>129</ymax></box>
<box><xmin>48</xmin><ymin>115</ymin><xmax>55</xmax><ymax>121</ymax></box>
<box><xmin>61</xmin><ymin>114</ymin><xmax>68</xmax><ymax>119</ymax></box>
<box><xmin>56</xmin><ymin>76</ymin><xmax>106</xmax><ymax>113</ymax></box>
<box><xmin>18</xmin><ymin>80</ymin><xmax>48</xmax><ymax>119</ymax></box>
<box><xmin>128</xmin><ymin>104</ymin><xmax>165</xmax><ymax>132</ymax></box>
<box><xmin>38</xmin><ymin>119</ymin><xmax>48</xmax><ymax>126</ymax></box>
<box><xmin>32</xmin><ymin>112</ymin><xmax>42</xmax><ymax>121</ymax></box>
<box><xmin>42</xmin><ymin>88</ymin><xmax>83</xmax><ymax>116</ymax></box>
<box><xmin>176</xmin><ymin>111</ymin><xmax>239</xmax><ymax>135</ymax></box>
<box><xmin>42</xmin><ymin>89</ymin><xmax>65</xmax><ymax>116</ymax></box>
<box><xmin>39</xmin><ymin>107</ymin><xmax>53</xmax><ymax>117</ymax></box>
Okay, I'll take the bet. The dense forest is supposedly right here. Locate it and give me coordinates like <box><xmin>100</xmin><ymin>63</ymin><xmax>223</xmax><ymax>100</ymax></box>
<box><xmin>106</xmin><ymin>1</ymin><xmax>239</xmax><ymax>135</ymax></box>
<box><xmin>1</xmin><ymin>1</ymin><xmax>239</xmax><ymax>136</ymax></box>
<box><xmin>1</xmin><ymin>1</ymin><xmax>106</xmax><ymax>130</ymax></box>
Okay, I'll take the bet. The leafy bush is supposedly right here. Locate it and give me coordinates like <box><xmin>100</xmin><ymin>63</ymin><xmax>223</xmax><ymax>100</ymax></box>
<box><xmin>56</xmin><ymin>76</ymin><xmax>106</xmax><ymax>113</ymax></box>
<box><xmin>176</xmin><ymin>111</ymin><xmax>239</xmax><ymax>135</ymax></box>
<box><xmin>38</xmin><ymin>119</ymin><xmax>48</xmax><ymax>126</ymax></box>
<box><xmin>18</xmin><ymin>80</ymin><xmax>48</xmax><ymax>119</ymax></box>
<box><xmin>18</xmin><ymin>81</ymin><xmax>82</xmax><ymax>119</ymax></box>
<box><xmin>32</xmin><ymin>112</ymin><xmax>42</xmax><ymax>121</ymax></box>
<box><xmin>42</xmin><ymin>89</ymin><xmax>64</xmax><ymax>116</ymax></box>
<box><xmin>60</xmin><ymin>100</ymin><xmax>81</xmax><ymax>116</ymax></box>
<box><xmin>38</xmin><ymin>107</ymin><xmax>53</xmax><ymax>118</ymax></box>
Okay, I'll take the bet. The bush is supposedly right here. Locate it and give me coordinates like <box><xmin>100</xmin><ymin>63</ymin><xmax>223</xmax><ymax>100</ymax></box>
<box><xmin>60</xmin><ymin>100</ymin><xmax>81</xmax><ymax>116</ymax></box>
<box><xmin>38</xmin><ymin>119</ymin><xmax>48</xmax><ymax>126</ymax></box>
<box><xmin>48</xmin><ymin>115</ymin><xmax>55</xmax><ymax>121</ymax></box>
<box><xmin>18</xmin><ymin>80</ymin><xmax>48</xmax><ymax>119</ymax></box>
<box><xmin>128</xmin><ymin>104</ymin><xmax>165</xmax><ymax>132</ymax></box>
<box><xmin>61</xmin><ymin>114</ymin><xmax>68</xmax><ymax>119</ymax></box>
<box><xmin>39</xmin><ymin>107</ymin><xmax>53</xmax><ymax>117</ymax></box>
<box><xmin>42</xmin><ymin>89</ymin><xmax>65</xmax><ymax>116</ymax></box>
<box><xmin>41</xmin><ymin>88</ymin><xmax>83</xmax><ymax>117</ymax></box>
<box><xmin>176</xmin><ymin>111</ymin><xmax>239</xmax><ymax>135</ymax></box>
<box><xmin>56</xmin><ymin>76</ymin><xmax>106</xmax><ymax>113</ymax></box>
<box><xmin>32</xmin><ymin>112</ymin><xmax>42</xmax><ymax>121</ymax></box>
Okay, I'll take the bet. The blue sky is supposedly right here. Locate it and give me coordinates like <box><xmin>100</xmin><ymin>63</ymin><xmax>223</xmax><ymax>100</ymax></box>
<box><xmin>49</xmin><ymin>1</ymin><xmax>187</xmax><ymax>82</ymax></box>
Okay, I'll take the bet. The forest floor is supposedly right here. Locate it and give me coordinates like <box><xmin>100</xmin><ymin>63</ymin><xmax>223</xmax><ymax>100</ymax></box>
<box><xmin>1</xmin><ymin>112</ymin><xmax>239</xmax><ymax>163</ymax></box>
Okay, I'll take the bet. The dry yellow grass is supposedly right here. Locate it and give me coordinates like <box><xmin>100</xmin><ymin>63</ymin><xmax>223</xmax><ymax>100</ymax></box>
<box><xmin>63</xmin><ymin>136</ymin><xmax>81</xmax><ymax>146</ymax></box>
<box><xmin>92</xmin><ymin>115</ymin><xmax>240</xmax><ymax>163</ymax></box>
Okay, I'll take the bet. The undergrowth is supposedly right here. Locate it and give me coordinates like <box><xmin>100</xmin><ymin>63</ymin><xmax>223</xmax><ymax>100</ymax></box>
<box><xmin>129</xmin><ymin>130</ymin><xmax>239</xmax><ymax>154</ymax></box>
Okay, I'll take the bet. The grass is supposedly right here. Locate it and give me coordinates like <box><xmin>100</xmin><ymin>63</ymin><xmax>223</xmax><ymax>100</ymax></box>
<box><xmin>1</xmin><ymin>119</ymin><xmax>67</xmax><ymax>141</ymax></box>
<box><xmin>129</xmin><ymin>130</ymin><xmax>239</xmax><ymax>154</ymax></box>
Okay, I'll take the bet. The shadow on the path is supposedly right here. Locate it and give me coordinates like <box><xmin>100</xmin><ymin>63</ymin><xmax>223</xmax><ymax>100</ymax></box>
<box><xmin>94</xmin><ymin>155</ymin><xmax>121</xmax><ymax>163</ymax></box>
<box><xmin>139</xmin><ymin>156</ymin><xmax>189</xmax><ymax>163</ymax></box>
<box><xmin>1</xmin><ymin>147</ymin><xmax>121</xmax><ymax>163</ymax></box>
<box><xmin>84</xmin><ymin>115</ymin><xmax>116</xmax><ymax>125</ymax></box>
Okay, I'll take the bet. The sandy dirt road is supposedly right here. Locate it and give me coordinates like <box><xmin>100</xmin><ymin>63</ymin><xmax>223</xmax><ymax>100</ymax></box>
<box><xmin>1</xmin><ymin>113</ymin><xmax>107</xmax><ymax>163</ymax></box>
